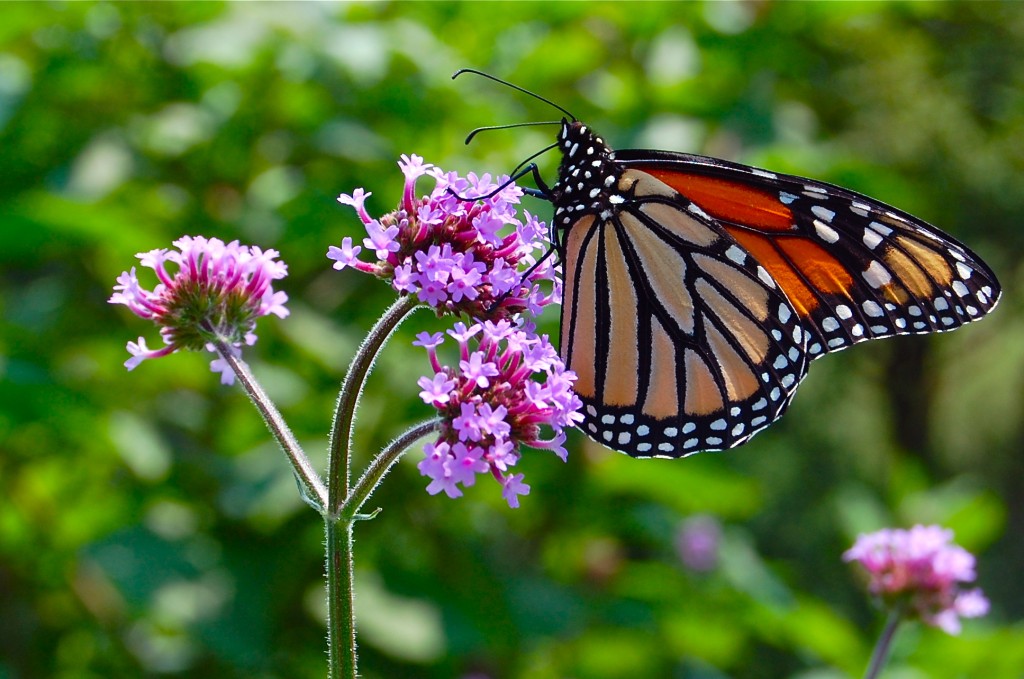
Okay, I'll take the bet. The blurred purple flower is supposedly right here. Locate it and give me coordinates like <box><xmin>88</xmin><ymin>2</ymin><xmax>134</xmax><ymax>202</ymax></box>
<box><xmin>675</xmin><ymin>515</ymin><xmax>722</xmax><ymax>573</ymax></box>
<box><xmin>329</xmin><ymin>154</ymin><xmax>559</xmax><ymax>321</ymax></box>
<box><xmin>414</xmin><ymin>320</ymin><xmax>583</xmax><ymax>507</ymax></box>
<box><xmin>844</xmin><ymin>524</ymin><xmax>989</xmax><ymax>634</ymax></box>
<box><xmin>110</xmin><ymin>235</ymin><xmax>288</xmax><ymax>384</ymax></box>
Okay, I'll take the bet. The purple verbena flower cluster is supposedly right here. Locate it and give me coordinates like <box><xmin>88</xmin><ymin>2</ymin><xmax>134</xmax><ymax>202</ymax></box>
<box><xmin>110</xmin><ymin>235</ymin><xmax>289</xmax><ymax>384</ymax></box>
<box><xmin>414</xmin><ymin>320</ymin><xmax>583</xmax><ymax>507</ymax></box>
<box><xmin>329</xmin><ymin>155</ymin><xmax>558</xmax><ymax>321</ymax></box>
<box><xmin>844</xmin><ymin>524</ymin><xmax>989</xmax><ymax>634</ymax></box>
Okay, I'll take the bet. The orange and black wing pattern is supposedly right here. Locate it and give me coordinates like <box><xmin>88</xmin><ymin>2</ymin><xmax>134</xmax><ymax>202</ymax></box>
<box><xmin>550</xmin><ymin>121</ymin><xmax>1000</xmax><ymax>457</ymax></box>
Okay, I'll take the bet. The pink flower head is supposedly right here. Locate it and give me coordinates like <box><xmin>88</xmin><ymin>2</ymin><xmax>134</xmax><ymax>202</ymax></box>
<box><xmin>109</xmin><ymin>235</ymin><xmax>289</xmax><ymax>384</ymax></box>
<box><xmin>414</xmin><ymin>321</ymin><xmax>583</xmax><ymax>507</ymax></box>
<box><xmin>329</xmin><ymin>155</ymin><xmax>558</xmax><ymax>321</ymax></box>
<box><xmin>844</xmin><ymin>524</ymin><xmax>989</xmax><ymax>634</ymax></box>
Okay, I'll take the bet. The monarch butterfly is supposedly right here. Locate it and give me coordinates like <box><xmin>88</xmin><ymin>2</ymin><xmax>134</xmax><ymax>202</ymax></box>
<box><xmin>455</xmin><ymin>70</ymin><xmax>1001</xmax><ymax>458</ymax></box>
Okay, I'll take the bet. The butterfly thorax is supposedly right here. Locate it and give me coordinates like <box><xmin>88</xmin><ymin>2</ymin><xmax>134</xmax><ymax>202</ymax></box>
<box><xmin>552</xmin><ymin>120</ymin><xmax>625</xmax><ymax>230</ymax></box>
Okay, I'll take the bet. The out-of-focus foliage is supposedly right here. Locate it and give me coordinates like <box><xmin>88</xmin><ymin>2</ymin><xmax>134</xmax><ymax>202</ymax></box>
<box><xmin>2</xmin><ymin>3</ymin><xmax>1022</xmax><ymax>678</ymax></box>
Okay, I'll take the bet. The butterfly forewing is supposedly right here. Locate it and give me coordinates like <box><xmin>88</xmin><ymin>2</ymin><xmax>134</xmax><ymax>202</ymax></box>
<box><xmin>621</xmin><ymin>151</ymin><xmax>1001</xmax><ymax>358</ymax></box>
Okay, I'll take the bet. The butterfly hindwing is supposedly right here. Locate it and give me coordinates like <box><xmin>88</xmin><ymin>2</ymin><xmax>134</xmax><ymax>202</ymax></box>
<box><xmin>559</xmin><ymin>166</ymin><xmax>809</xmax><ymax>457</ymax></box>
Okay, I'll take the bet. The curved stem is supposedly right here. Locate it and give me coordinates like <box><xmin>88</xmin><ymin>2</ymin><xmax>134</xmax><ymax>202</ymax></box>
<box><xmin>214</xmin><ymin>340</ymin><xmax>328</xmax><ymax>511</ymax></box>
<box><xmin>863</xmin><ymin>606</ymin><xmax>904</xmax><ymax>679</ymax></box>
<box><xmin>327</xmin><ymin>295</ymin><xmax>420</xmax><ymax>513</ymax></box>
<box><xmin>340</xmin><ymin>419</ymin><xmax>439</xmax><ymax>520</ymax></box>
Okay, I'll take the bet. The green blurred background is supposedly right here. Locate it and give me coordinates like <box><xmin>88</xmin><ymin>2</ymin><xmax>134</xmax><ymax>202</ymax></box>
<box><xmin>2</xmin><ymin>3</ymin><xmax>1022</xmax><ymax>678</ymax></box>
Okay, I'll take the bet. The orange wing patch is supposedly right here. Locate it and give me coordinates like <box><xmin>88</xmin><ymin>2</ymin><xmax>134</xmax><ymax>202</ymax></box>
<box><xmin>644</xmin><ymin>169</ymin><xmax>794</xmax><ymax>232</ymax></box>
<box><xmin>776</xmin><ymin>237</ymin><xmax>855</xmax><ymax>301</ymax></box>
<box><xmin>721</xmin><ymin>227</ymin><xmax>853</xmax><ymax>316</ymax></box>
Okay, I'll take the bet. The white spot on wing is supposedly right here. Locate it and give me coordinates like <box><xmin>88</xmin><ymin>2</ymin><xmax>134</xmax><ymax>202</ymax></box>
<box><xmin>868</xmin><ymin>221</ymin><xmax>893</xmax><ymax>236</ymax></box>
<box><xmin>863</xmin><ymin>261</ymin><xmax>892</xmax><ymax>288</ymax></box>
<box><xmin>863</xmin><ymin>228</ymin><xmax>883</xmax><ymax>249</ymax></box>
<box><xmin>863</xmin><ymin>300</ymin><xmax>884</xmax><ymax>317</ymax></box>
<box><xmin>726</xmin><ymin>246</ymin><xmax>746</xmax><ymax>265</ymax></box>
<box><xmin>687</xmin><ymin>203</ymin><xmax>711</xmax><ymax>220</ymax></box>
<box><xmin>814</xmin><ymin>220</ymin><xmax>840</xmax><ymax>243</ymax></box>
<box><xmin>811</xmin><ymin>205</ymin><xmax>835</xmax><ymax>222</ymax></box>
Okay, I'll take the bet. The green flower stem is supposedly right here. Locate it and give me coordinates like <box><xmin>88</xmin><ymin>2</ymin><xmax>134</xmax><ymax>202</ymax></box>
<box><xmin>326</xmin><ymin>517</ymin><xmax>356</xmax><ymax>679</ymax></box>
<box><xmin>327</xmin><ymin>294</ymin><xmax>421</xmax><ymax>512</ymax></box>
<box><xmin>214</xmin><ymin>339</ymin><xmax>328</xmax><ymax>511</ymax></box>
<box><xmin>340</xmin><ymin>419</ymin><xmax>439</xmax><ymax>520</ymax></box>
<box><xmin>864</xmin><ymin>606</ymin><xmax>904</xmax><ymax>679</ymax></box>
<box><xmin>326</xmin><ymin>420</ymin><xmax>438</xmax><ymax>679</ymax></box>
<box><xmin>324</xmin><ymin>294</ymin><xmax>422</xmax><ymax>679</ymax></box>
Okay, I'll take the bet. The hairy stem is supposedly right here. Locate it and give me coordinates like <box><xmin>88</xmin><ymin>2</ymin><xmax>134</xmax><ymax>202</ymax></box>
<box><xmin>326</xmin><ymin>517</ymin><xmax>356</xmax><ymax>679</ymax></box>
<box><xmin>326</xmin><ymin>420</ymin><xmax>438</xmax><ymax>679</ymax></box>
<box><xmin>341</xmin><ymin>419</ymin><xmax>439</xmax><ymax>520</ymax></box>
<box><xmin>215</xmin><ymin>340</ymin><xmax>328</xmax><ymax>511</ymax></box>
<box><xmin>324</xmin><ymin>294</ymin><xmax>421</xmax><ymax>679</ymax></box>
<box><xmin>327</xmin><ymin>295</ymin><xmax>420</xmax><ymax>512</ymax></box>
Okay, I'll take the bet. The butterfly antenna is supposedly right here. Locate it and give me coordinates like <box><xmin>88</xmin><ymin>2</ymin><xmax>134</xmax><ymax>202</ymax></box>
<box><xmin>465</xmin><ymin>120</ymin><xmax>560</xmax><ymax>145</ymax></box>
<box><xmin>453</xmin><ymin>68</ymin><xmax>576</xmax><ymax>121</ymax></box>
<box><xmin>509</xmin><ymin>142</ymin><xmax>559</xmax><ymax>178</ymax></box>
